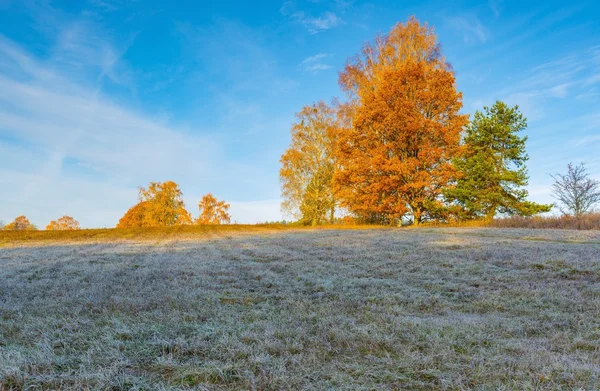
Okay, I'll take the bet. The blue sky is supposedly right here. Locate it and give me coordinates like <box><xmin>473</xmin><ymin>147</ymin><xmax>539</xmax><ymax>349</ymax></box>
<box><xmin>0</xmin><ymin>0</ymin><xmax>599</xmax><ymax>228</ymax></box>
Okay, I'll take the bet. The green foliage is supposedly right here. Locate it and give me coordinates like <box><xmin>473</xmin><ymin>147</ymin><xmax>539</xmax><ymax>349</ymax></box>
<box><xmin>280</xmin><ymin>102</ymin><xmax>338</xmax><ymax>226</ymax></box>
<box><xmin>299</xmin><ymin>165</ymin><xmax>336</xmax><ymax>226</ymax></box>
<box><xmin>446</xmin><ymin>101</ymin><xmax>552</xmax><ymax>219</ymax></box>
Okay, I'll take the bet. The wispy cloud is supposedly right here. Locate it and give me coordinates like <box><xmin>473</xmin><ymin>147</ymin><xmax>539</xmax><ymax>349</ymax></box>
<box><xmin>54</xmin><ymin>20</ymin><xmax>139</xmax><ymax>92</ymax></box>
<box><xmin>1</xmin><ymin>8</ymin><xmax>295</xmax><ymax>227</ymax></box>
<box><xmin>591</xmin><ymin>46</ymin><xmax>600</xmax><ymax>65</ymax></box>
<box><xmin>175</xmin><ymin>19</ymin><xmax>295</xmax><ymax>94</ymax></box>
<box><xmin>0</xmin><ymin>36</ymin><xmax>229</xmax><ymax>227</ymax></box>
<box><xmin>445</xmin><ymin>14</ymin><xmax>489</xmax><ymax>44</ymax></box>
<box><xmin>547</xmin><ymin>83</ymin><xmax>570</xmax><ymax>98</ymax></box>
<box><xmin>297</xmin><ymin>12</ymin><xmax>343</xmax><ymax>34</ymax></box>
<box><xmin>174</xmin><ymin>18</ymin><xmax>298</xmax><ymax>139</ymax></box>
<box><xmin>574</xmin><ymin>134</ymin><xmax>600</xmax><ymax>146</ymax></box>
<box><xmin>299</xmin><ymin>53</ymin><xmax>333</xmax><ymax>73</ymax></box>
<box><xmin>281</xmin><ymin>2</ymin><xmax>343</xmax><ymax>34</ymax></box>
<box><xmin>16</xmin><ymin>1</ymin><xmax>139</xmax><ymax>96</ymax></box>
<box><xmin>571</xmin><ymin>114</ymin><xmax>600</xmax><ymax>146</ymax></box>
<box><xmin>585</xmin><ymin>74</ymin><xmax>600</xmax><ymax>86</ymax></box>
<box><xmin>489</xmin><ymin>0</ymin><xmax>503</xmax><ymax>18</ymax></box>
<box><xmin>464</xmin><ymin>44</ymin><xmax>600</xmax><ymax>193</ymax></box>
<box><xmin>483</xmin><ymin>47</ymin><xmax>600</xmax><ymax>121</ymax></box>
<box><xmin>88</xmin><ymin>0</ymin><xmax>122</xmax><ymax>12</ymax></box>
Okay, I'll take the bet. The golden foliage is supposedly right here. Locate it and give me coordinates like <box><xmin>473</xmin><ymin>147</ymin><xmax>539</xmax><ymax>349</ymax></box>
<box><xmin>3</xmin><ymin>215</ymin><xmax>37</xmax><ymax>231</ymax></box>
<box><xmin>117</xmin><ymin>201</ymin><xmax>150</xmax><ymax>228</ymax></box>
<box><xmin>46</xmin><ymin>215</ymin><xmax>80</xmax><ymax>230</ymax></box>
<box><xmin>280</xmin><ymin>101</ymin><xmax>339</xmax><ymax>225</ymax></box>
<box><xmin>116</xmin><ymin>181</ymin><xmax>192</xmax><ymax>228</ymax></box>
<box><xmin>197</xmin><ymin>193</ymin><xmax>231</xmax><ymax>224</ymax></box>
<box><xmin>334</xmin><ymin>17</ymin><xmax>468</xmax><ymax>225</ymax></box>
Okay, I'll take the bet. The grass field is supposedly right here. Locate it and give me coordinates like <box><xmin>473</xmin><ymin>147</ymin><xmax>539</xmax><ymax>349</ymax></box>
<box><xmin>1</xmin><ymin>227</ymin><xmax>599</xmax><ymax>390</ymax></box>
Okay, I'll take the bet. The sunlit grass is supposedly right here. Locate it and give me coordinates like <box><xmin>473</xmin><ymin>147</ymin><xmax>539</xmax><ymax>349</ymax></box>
<box><xmin>0</xmin><ymin>223</ymin><xmax>385</xmax><ymax>246</ymax></box>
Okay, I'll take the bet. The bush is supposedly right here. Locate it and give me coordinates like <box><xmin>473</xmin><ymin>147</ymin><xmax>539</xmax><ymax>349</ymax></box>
<box><xmin>490</xmin><ymin>213</ymin><xmax>600</xmax><ymax>230</ymax></box>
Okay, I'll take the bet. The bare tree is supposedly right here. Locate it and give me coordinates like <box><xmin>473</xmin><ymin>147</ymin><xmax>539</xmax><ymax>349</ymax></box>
<box><xmin>551</xmin><ymin>163</ymin><xmax>600</xmax><ymax>216</ymax></box>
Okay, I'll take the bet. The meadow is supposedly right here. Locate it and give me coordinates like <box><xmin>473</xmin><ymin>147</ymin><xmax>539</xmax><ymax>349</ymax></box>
<box><xmin>1</xmin><ymin>227</ymin><xmax>599</xmax><ymax>390</ymax></box>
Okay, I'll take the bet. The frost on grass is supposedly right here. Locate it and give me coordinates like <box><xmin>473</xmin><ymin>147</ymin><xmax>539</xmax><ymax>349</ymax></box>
<box><xmin>0</xmin><ymin>228</ymin><xmax>599</xmax><ymax>390</ymax></box>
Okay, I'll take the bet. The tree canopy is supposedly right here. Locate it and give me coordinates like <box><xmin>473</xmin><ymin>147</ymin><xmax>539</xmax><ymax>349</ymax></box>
<box><xmin>551</xmin><ymin>163</ymin><xmax>600</xmax><ymax>216</ymax></box>
<box><xmin>117</xmin><ymin>201</ymin><xmax>150</xmax><ymax>228</ymax></box>
<box><xmin>46</xmin><ymin>216</ymin><xmax>81</xmax><ymax>230</ymax></box>
<box><xmin>3</xmin><ymin>215</ymin><xmax>37</xmax><ymax>231</ymax></box>
<box><xmin>280</xmin><ymin>101</ymin><xmax>339</xmax><ymax>225</ymax></box>
<box><xmin>446</xmin><ymin>101</ymin><xmax>552</xmax><ymax>219</ymax></box>
<box><xmin>139</xmin><ymin>181</ymin><xmax>192</xmax><ymax>226</ymax></box>
<box><xmin>197</xmin><ymin>193</ymin><xmax>231</xmax><ymax>224</ymax></box>
<box><xmin>117</xmin><ymin>181</ymin><xmax>192</xmax><ymax>228</ymax></box>
<box><xmin>334</xmin><ymin>17</ymin><xmax>468</xmax><ymax>225</ymax></box>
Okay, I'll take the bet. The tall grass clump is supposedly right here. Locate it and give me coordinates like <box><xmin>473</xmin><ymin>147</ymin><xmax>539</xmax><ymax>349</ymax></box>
<box><xmin>491</xmin><ymin>213</ymin><xmax>600</xmax><ymax>230</ymax></box>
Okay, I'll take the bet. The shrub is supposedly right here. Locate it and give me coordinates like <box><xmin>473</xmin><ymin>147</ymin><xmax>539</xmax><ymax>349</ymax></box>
<box><xmin>490</xmin><ymin>213</ymin><xmax>600</xmax><ymax>230</ymax></box>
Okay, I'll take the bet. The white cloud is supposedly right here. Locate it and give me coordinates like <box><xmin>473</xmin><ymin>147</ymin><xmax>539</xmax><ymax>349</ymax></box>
<box><xmin>281</xmin><ymin>3</ymin><xmax>343</xmax><ymax>34</ymax></box>
<box><xmin>473</xmin><ymin>47</ymin><xmax>600</xmax><ymax>121</ymax></box>
<box><xmin>300</xmin><ymin>53</ymin><xmax>330</xmax><ymax>64</ymax></box>
<box><xmin>299</xmin><ymin>53</ymin><xmax>333</xmax><ymax>73</ymax></box>
<box><xmin>298</xmin><ymin>12</ymin><xmax>343</xmax><ymax>34</ymax></box>
<box><xmin>445</xmin><ymin>14</ymin><xmax>488</xmax><ymax>44</ymax></box>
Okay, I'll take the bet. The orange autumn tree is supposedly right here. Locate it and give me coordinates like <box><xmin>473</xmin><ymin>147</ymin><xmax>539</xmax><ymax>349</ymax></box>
<box><xmin>3</xmin><ymin>215</ymin><xmax>37</xmax><ymax>230</ymax></box>
<box><xmin>116</xmin><ymin>181</ymin><xmax>192</xmax><ymax>228</ymax></box>
<box><xmin>46</xmin><ymin>215</ymin><xmax>80</xmax><ymax>230</ymax></box>
<box><xmin>280</xmin><ymin>101</ymin><xmax>339</xmax><ymax>225</ymax></box>
<box><xmin>196</xmin><ymin>193</ymin><xmax>231</xmax><ymax>224</ymax></box>
<box><xmin>117</xmin><ymin>201</ymin><xmax>150</xmax><ymax>228</ymax></box>
<box><xmin>334</xmin><ymin>17</ymin><xmax>468</xmax><ymax>225</ymax></box>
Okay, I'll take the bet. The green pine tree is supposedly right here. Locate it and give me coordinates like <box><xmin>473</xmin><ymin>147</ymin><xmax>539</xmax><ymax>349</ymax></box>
<box><xmin>447</xmin><ymin>101</ymin><xmax>552</xmax><ymax>220</ymax></box>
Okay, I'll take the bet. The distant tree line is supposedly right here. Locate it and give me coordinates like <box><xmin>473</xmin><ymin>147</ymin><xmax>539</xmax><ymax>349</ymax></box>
<box><xmin>2</xmin><ymin>183</ymin><xmax>232</xmax><ymax>230</ymax></box>
<box><xmin>279</xmin><ymin>17</ymin><xmax>598</xmax><ymax>226</ymax></box>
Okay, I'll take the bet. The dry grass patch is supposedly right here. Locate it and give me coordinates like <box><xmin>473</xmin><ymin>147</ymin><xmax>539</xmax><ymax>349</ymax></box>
<box><xmin>0</xmin><ymin>224</ymin><xmax>383</xmax><ymax>248</ymax></box>
<box><xmin>490</xmin><ymin>213</ymin><xmax>600</xmax><ymax>230</ymax></box>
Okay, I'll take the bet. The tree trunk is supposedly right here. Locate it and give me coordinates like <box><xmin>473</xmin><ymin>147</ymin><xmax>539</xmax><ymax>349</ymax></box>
<box><xmin>485</xmin><ymin>207</ymin><xmax>496</xmax><ymax>222</ymax></box>
<box><xmin>413</xmin><ymin>208</ymin><xmax>422</xmax><ymax>225</ymax></box>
